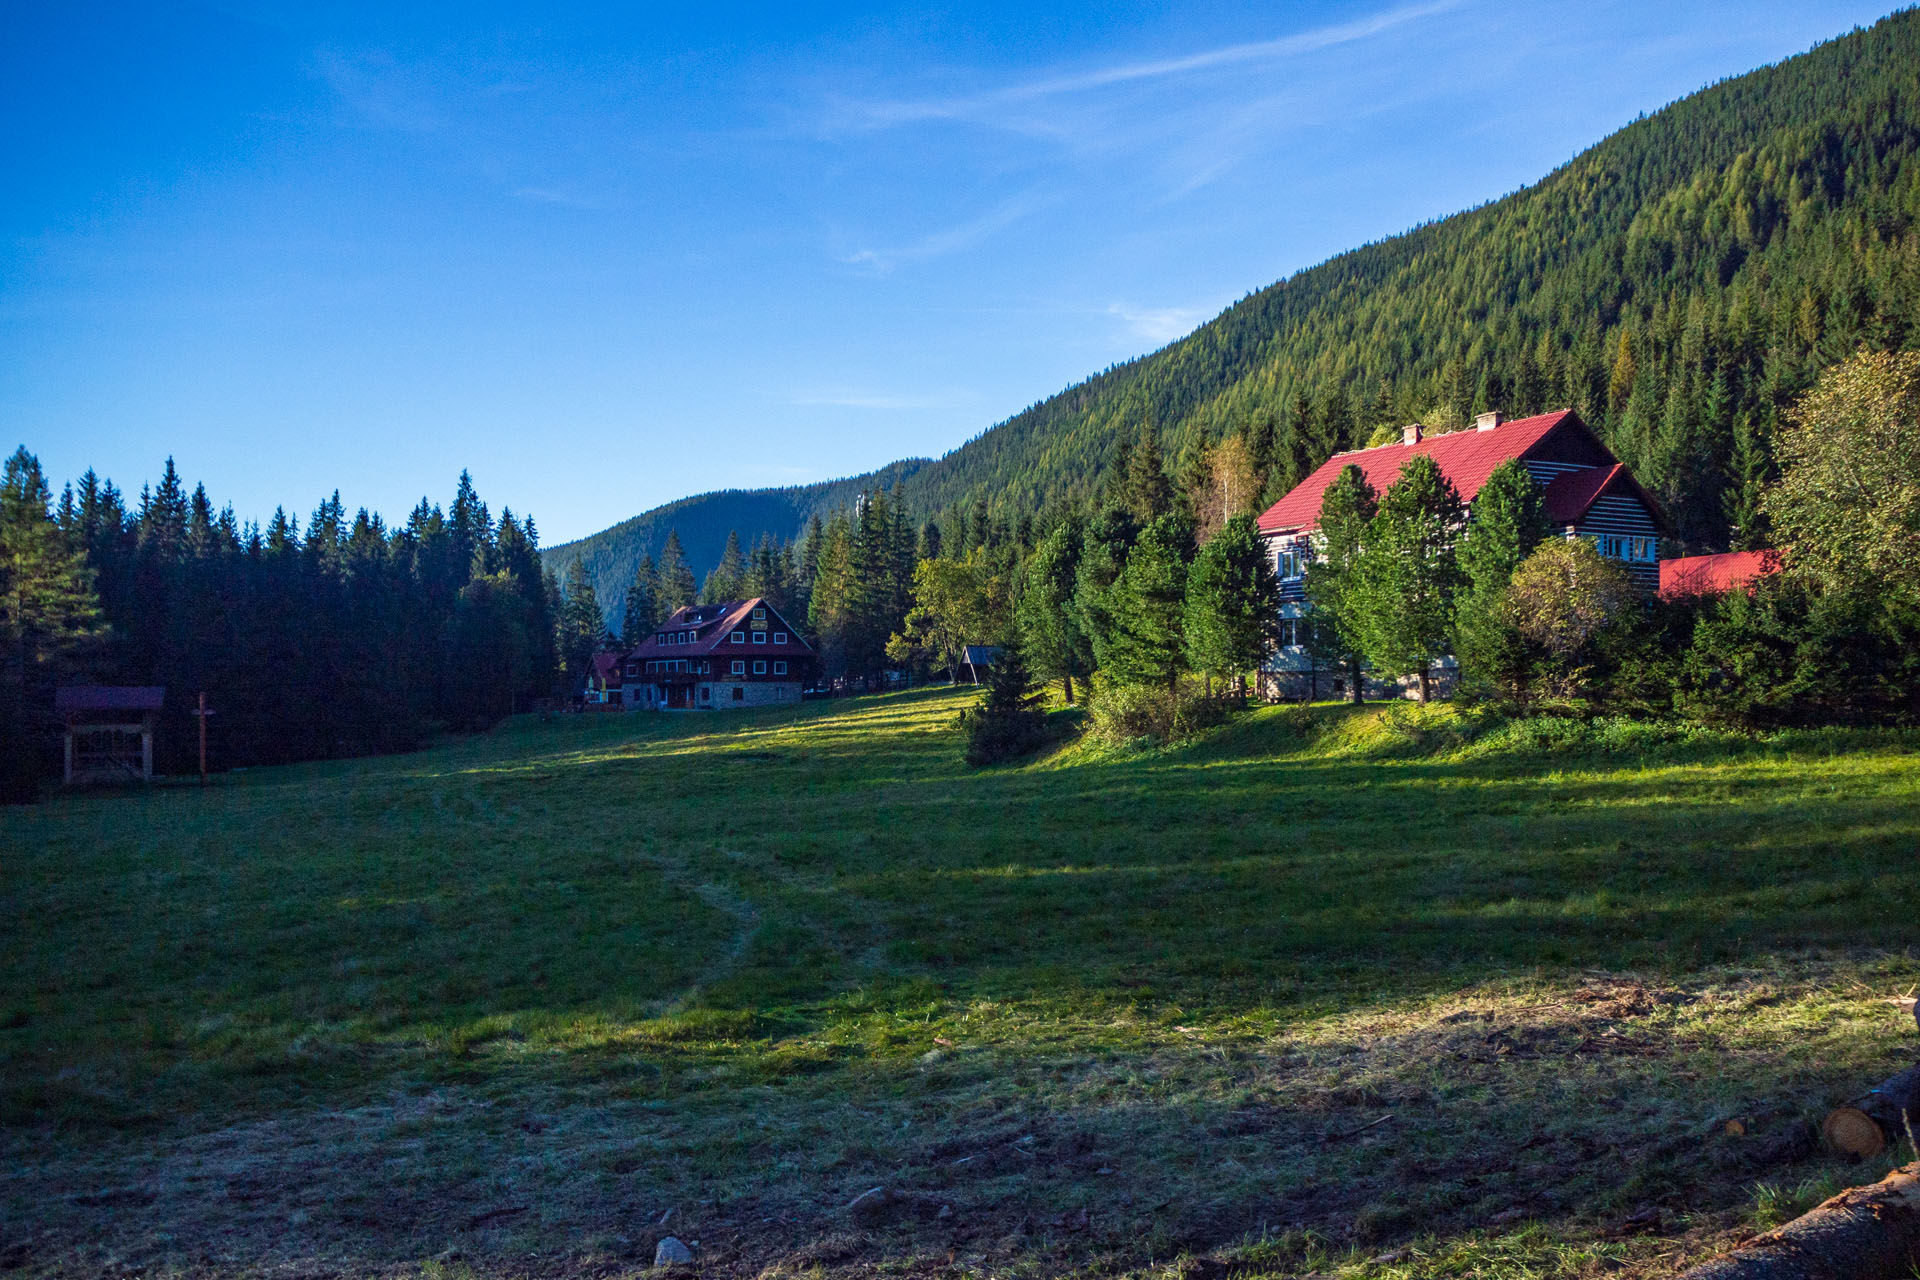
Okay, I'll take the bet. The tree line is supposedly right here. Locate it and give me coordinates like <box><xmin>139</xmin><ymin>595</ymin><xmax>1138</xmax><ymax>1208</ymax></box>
<box><xmin>0</xmin><ymin>458</ymin><xmax>575</xmax><ymax>798</ymax></box>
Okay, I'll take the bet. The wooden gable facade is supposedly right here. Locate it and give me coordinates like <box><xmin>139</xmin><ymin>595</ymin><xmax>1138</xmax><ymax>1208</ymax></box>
<box><xmin>1253</xmin><ymin>409</ymin><xmax>1668</xmax><ymax>698</ymax></box>
<box><xmin>621</xmin><ymin>598</ymin><xmax>813</xmax><ymax>710</ymax></box>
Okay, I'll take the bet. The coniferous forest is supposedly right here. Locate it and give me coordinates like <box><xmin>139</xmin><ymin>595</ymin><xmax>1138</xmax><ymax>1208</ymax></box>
<box><xmin>11</xmin><ymin>11</ymin><xmax>1920</xmax><ymax>792</ymax></box>
<box><xmin>549</xmin><ymin>8</ymin><xmax>1920</xmax><ymax>607</ymax></box>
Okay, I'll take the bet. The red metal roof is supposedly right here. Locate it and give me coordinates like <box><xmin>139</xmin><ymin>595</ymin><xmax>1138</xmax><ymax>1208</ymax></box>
<box><xmin>1256</xmin><ymin>410</ymin><xmax>1584</xmax><ymax>535</ymax></box>
<box><xmin>1542</xmin><ymin>464</ymin><xmax>1622</xmax><ymax>524</ymax></box>
<box><xmin>55</xmin><ymin>686</ymin><xmax>165</xmax><ymax>713</ymax></box>
<box><xmin>1658</xmin><ymin>550</ymin><xmax>1778</xmax><ymax>599</ymax></box>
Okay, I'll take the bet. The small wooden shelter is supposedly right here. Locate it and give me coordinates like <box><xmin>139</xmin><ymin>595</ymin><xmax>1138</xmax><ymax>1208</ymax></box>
<box><xmin>56</xmin><ymin>686</ymin><xmax>164</xmax><ymax>784</ymax></box>
<box><xmin>961</xmin><ymin>645</ymin><xmax>1001</xmax><ymax>686</ymax></box>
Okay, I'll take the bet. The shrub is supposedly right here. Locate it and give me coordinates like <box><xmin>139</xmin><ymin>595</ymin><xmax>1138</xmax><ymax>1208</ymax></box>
<box><xmin>1086</xmin><ymin>674</ymin><xmax>1233</xmax><ymax>748</ymax></box>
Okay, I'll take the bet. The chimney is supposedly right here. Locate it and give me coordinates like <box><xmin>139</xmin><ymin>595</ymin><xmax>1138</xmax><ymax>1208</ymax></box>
<box><xmin>1401</xmin><ymin>424</ymin><xmax>1423</xmax><ymax>446</ymax></box>
<box><xmin>1475</xmin><ymin>411</ymin><xmax>1504</xmax><ymax>432</ymax></box>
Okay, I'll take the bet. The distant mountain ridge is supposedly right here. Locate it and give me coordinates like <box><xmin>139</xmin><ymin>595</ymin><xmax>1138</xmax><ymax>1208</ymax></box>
<box><xmin>548</xmin><ymin>9</ymin><xmax>1920</xmax><ymax>618</ymax></box>
<box><xmin>543</xmin><ymin>458</ymin><xmax>927</xmax><ymax>626</ymax></box>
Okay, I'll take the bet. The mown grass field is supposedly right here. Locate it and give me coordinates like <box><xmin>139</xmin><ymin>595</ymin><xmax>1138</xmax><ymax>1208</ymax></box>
<box><xmin>3</xmin><ymin>687</ymin><xmax>1918</xmax><ymax>1279</ymax></box>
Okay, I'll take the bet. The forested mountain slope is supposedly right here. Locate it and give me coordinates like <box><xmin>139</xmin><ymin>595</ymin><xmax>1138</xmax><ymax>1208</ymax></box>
<box><xmin>551</xmin><ymin>9</ymin><xmax>1920</xmax><ymax>607</ymax></box>
<box><xmin>543</xmin><ymin>458</ymin><xmax>925</xmax><ymax>629</ymax></box>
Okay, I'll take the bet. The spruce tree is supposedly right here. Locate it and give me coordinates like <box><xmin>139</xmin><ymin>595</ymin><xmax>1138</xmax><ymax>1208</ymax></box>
<box><xmin>1015</xmin><ymin>521</ymin><xmax>1089</xmax><ymax>704</ymax></box>
<box><xmin>1182</xmin><ymin>513</ymin><xmax>1281</xmax><ymax>695</ymax></box>
<box><xmin>1303</xmin><ymin>465</ymin><xmax>1378</xmax><ymax>702</ymax></box>
<box><xmin>0</xmin><ymin>448</ymin><xmax>106</xmax><ymax>798</ymax></box>
<box><xmin>1354</xmin><ymin>455</ymin><xmax>1464</xmax><ymax>703</ymax></box>
<box><xmin>1453</xmin><ymin>460</ymin><xmax>1549</xmax><ymax>703</ymax></box>
<box><xmin>654</xmin><ymin>529</ymin><xmax>696</xmax><ymax>618</ymax></box>
<box><xmin>962</xmin><ymin>631</ymin><xmax>1049</xmax><ymax>766</ymax></box>
<box><xmin>622</xmin><ymin>554</ymin><xmax>658</xmax><ymax>641</ymax></box>
<box><xmin>1100</xmin><ymin>514</ymin><xmax>1190</xmax><ymax>691</ymax></box>
<box><xmin>557</xmin><ymin>558</ymin><xmax>606</xmax><ymax>690</ymax></box>
<box><xmin>703</xmin><ymin>529</ymin><xmax>746</xmax><ymax>603</ymax></box>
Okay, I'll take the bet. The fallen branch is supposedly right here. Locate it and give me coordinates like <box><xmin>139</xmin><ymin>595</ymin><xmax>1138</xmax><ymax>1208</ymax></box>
<box><xmin>1323</xmin><ymin>1113</ymin><xmax>1394</xmax><ymax>1142</ymax></box>
<box><xmin>1822</xmin><ymin>1063</ymin><xmax>1920</xmax><ymax>1159</ymax></box>
<box><xmin>1675</xmin><ymin>1162</ymin><xmax>1920</xmax><ymax>1280</ymax></box>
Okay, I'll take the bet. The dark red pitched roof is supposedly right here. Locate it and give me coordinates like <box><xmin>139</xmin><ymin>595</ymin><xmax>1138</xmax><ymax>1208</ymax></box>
<box><xmin>55</xmin><ymin>686</ymin><xmax>165</xmax><ymax>713</ymax></box>
<box><xmin>1256</xmin><ymin>410</ymin><xmax>1583</xmax><ymax>535</ymax></box>
<box><xmin>1542</xmin><ymin>464</ymin><xmax>1621</xmax><ymax>524</ymax></box>
<box><xmin>588</xmin><ymin>652</ymin><xmax>622</xmax><ymax>683</ymax></box>
<box><xmin>1658</xmin><ymin>550</ymin><xmax>1778</xmax><ymax>599</ymax></box>
<box><xmin>627</xmin><ymin>597</ymin><xmax>814</xmax><ymax>658</ymax></box>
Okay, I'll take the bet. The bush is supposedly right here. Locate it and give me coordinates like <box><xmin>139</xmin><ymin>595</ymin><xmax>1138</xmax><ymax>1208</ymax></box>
<box><xmin>1086</xmin><ymin>674</ymin><xmax>1234</xmax><ymax>748</ymax></box>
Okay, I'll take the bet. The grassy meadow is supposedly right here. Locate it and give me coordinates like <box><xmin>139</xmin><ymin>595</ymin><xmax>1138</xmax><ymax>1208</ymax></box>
<box><xmin>3</xmin><ymin>687</ymin><xmax>1918</xmax><ymax>1278</ymax></box>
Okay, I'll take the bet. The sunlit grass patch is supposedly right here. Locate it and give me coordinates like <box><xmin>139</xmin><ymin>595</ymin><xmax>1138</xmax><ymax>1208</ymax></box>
<box><xmin>4</xmin><ymin>691</ymin><xmax>1918</xmax><ymax>1277</ymax></box>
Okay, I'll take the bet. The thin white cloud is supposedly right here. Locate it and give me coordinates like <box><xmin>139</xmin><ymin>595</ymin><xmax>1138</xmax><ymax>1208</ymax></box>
<box><xmin>839</xmin><ymin>193</ymin><xmax>1050</xmax><ymax>273</ymax></box>
<box><xmin>786</xmin><ymin>389</ymin><xmax>947</xmax><ymax>411</ymax></box>
<box><xmin>840</xmin><ymin>0</ymin><xmax>1462</xmax><ymax>131</ymax></box>
<box><xmin>1108</xmin><ymin>302</ymin><xmax>1209</xmax><ymax>346</ymax></box>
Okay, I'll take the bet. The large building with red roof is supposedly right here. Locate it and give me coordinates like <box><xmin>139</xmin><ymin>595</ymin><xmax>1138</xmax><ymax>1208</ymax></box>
<box><xmin>619</xmin><ymin>597</ymin><xmax>813</xmax><ymax>710</ymax></box>
<box><xmin>1255</xmin><ymin>409</ymin><xmax>1667</xmax><ymax>698</ymax></box>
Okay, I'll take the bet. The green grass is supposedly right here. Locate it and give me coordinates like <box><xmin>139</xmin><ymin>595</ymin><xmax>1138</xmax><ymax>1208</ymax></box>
<box><xmin>3</xmin><ymin>688</ymin><xmax>1918</xmax><ymax>1278</ymax></box>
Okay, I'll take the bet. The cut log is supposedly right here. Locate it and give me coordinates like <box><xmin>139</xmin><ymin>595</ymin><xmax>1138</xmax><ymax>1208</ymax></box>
<box><xmin>1822</xmin><ymin>1063</ymin><xmax>1920</xmax><ymax>1158</ymax></box>
<box><xmin>1676</xmin><ymin>1161</ymin><xmax>1920</xmax><ymax>1280</ymax></box>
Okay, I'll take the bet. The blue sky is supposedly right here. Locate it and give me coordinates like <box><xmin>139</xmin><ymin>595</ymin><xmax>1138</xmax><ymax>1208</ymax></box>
<box><xmin>2</xmin><ymin>1</ymin><xmax>1900</xmax><ymax>543</ymax></box>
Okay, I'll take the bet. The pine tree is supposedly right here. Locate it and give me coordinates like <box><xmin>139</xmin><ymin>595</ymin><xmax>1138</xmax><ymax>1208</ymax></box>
<box><xmin>1</xmin><ymin>448</ymin><xmax>106</xmax><ymax>798</ymax></box>
<box><xmin>622</xmin><ymin>555</ymin><xmax>658</xmax><ymax>641</ymax></box>
<box><xmin>703</xmin><ymin>529</ymin><xmax>746</xmax><ymax>603</ymax></box>
<box><xmin>1354</xmin><ymin>455</ymin><xmax>1465</xmax><ymax>703</ymax></box>
<box><xmin>655</xmin><ymin>529</ymin><xmax>696</xmax><ymax>617</ymax></box>
<box><xmin>557</xmin><ymin>558</ymin><xmax>606</xmax><ymax>690</ymax></box>
<box><xmin>961</xmin><ymin>631</ymin><xmax>1049</xmax><ymax>766</ymax></box>
<box><xmin>1015</xmin><ymin>521</ymin><xmax>1089</xmax><ymax>704</ymax></box>
<box><xmin>1121</xmin><ymin>423</ymin><xmax>1175</xmax><ymax>524</ymax></box>
<box><xmin>1453</xmin><ymin>460</ymin><xmax>1549</xmax><ymax>703</ymax></box>
<box><xmin>1182</xmin><ymin>513</ymin><xmax>1281</xmax><ymax>694</ymax></box>
<box><xmin>1100</xmin><ymin>514</ymin><xmax>1190</xmax><ymax>691</ymax></box>
<box><xmin>1303</xmin><ymin>465</ymin><xmax>1378</xmax><ymax>703</ymax></box>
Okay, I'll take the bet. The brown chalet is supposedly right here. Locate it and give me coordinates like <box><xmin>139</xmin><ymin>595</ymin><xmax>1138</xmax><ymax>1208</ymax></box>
<box><xmin>621</xmin><ymin>598</ymin><xmax>813</xmax><ymax>710</ymax></box>
<box><xmin>1255</xmin><ymin>409</ymin><xmax>1668</xmax><ymax>700</ymax></box>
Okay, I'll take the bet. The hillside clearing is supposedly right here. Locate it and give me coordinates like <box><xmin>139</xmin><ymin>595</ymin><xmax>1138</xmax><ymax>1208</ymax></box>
<box><xmin>3</xmin><ymin>689</ymin><xmax>1918</xmax><ymax>1279</ymax></box>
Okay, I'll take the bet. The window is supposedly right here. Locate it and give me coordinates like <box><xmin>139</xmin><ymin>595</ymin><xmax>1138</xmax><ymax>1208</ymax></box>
<box><xmin>753</xmin><ymin>660</ymin><xmax>766</xmax><ymax>674</ymax></box>
<box><xmin>752</xmin><ymin>606</ymin><xmax>766</xmax><ymax>621</ymax></box>
<box><xmin>1274</xmin><ymin>544</ymin><xmax>1305</xmax><ymax>579</ymax></box>
<box><xmin>1593</xmin><ymin>533</ymin><xmax>1655</xmax><ymax>561</ymax></box>
<box><xmin>731</xmin><ymin>631</ymin><xmax>744</xmax><ymax>643</ymax></box>
<box><xmin>773</xmin><ymin>631</ymin><xmax>787</xmax><ymax>644</ymax></box>
<box><xmin>731</xmin><ymin>659</ymin><xmax>745</xmax><ymax>674</ymax></box>
<box><xmin>625</xmin><ymin>662</ymin><xmax>639</xmax><ymax>678</ymax></box>
<box><xmin>1279</xmin><ymin>618</ymin><xmax>1302</xmax><ymax>647</ymax></box>
<box><xmin>773</xmin><ymin>660</ymin><xmax>787</xmax><ymax>675</ymax></box>
<box><xmin>753</xmin><ymin>631</ymin><xmax>765</xmax><ymax>644</ymax></box>
<box><xmin>732</xmin><ymin>686</ymin><xmax>744</xmax><ymax>701</ymax></box>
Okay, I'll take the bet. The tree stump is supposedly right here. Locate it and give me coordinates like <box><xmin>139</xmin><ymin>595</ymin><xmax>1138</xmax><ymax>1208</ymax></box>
<box><xmin>1822</xmin><ymin>1063</ymin><xmax>1920</xmax><ymax>1159</ymax></box>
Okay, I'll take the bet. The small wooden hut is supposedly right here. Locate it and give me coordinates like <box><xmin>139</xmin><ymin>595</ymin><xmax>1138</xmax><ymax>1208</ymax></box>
<box><xmin>55</xmin><ymin>687</ymin><xmax>164</xmax><ymax>784</ymax></box>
